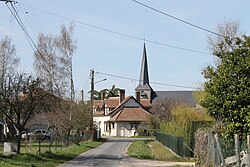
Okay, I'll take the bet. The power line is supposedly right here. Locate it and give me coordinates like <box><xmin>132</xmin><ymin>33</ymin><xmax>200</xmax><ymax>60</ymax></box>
<box><xmin>16</xmin><ymin>3</ymin><xmax>39</xmax><ymax>38</ymax></box>
<box><xmin>19</xmin><ymin>0</ymin><xmax>45</xmax><ymax>33</ymax></box>
<box><xmin>6</xmin><ymin>2</ymin><xmax>50</xmax><ymax>68</ymax></box>
<box><xmin>22</xmin><ymin>4</ymin><xmax>210</xmax><ymax>55</ymax></box>
<box><xmin>6</xmin><ymin>3</ymin><xmax>36</xmax><ymax>51</ymax></box>
<box><xmin>95</xmin><ymin>71</ymin><xmax>196</xmax><ymax>89</ymax></box>
<box><xmin>131</xmin><ymin>0</ymin><xmax>225</xmax><ymax>38</ymax></box>
<box><xmin>24</xmin><ymin>0</ymin><xmax>45</xmax><ymax>32</ymax></box>
<box><xmin>82</xmin><ymin>75</ymin><xmax>90</xmax><ymax>90</ymax></box>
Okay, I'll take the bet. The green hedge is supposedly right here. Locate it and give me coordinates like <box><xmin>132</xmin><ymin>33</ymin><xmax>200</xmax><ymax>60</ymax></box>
<box><xmin>160</xmin><ymin>121</ymin><xmax>213</xmax><ymax>157</ymax></box>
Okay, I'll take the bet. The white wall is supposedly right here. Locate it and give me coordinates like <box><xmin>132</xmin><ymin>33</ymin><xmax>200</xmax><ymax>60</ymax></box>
<box><xmin>116</xmin><ymin>122</ymin><xmax>139</xmax><ymax>137</ymax></box>
<box><xmin>110</xmin><ymin>122</ymin><xmax>117</xmax><ymax>136</ymax></box>
<box><xmin>93</xmin><ymin>116</ymin><xmax>110</xmax><ymax>136</ymax></box>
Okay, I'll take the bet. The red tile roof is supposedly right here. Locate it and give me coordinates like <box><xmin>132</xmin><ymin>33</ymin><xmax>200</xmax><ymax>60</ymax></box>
<box><xmin>109</xmin><ymin>107</ymin><xmax>151</xmax><ymax>122</ymax></box>
<box><xmin>93</xmin><ymin>97</ymin><xmax>120</xmax><ymax>109</ymax></box>
<box><xmin>104</xmin><ymin>98</ymin><xmax>120</xmax><ymax>108</ymax></box>
<box><xmin>140</xmin><ymin>99</ymin><xmax>151</xmax><ymax>107</ymax></box>
<box><xmin>93</xmin><ymin>100</ymin><xmax>105</xmax><ymax>109</ymax></box>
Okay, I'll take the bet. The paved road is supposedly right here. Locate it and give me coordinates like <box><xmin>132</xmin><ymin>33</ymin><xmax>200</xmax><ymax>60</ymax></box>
<box><xmin>58</xmin><ymin>138</ymin><xmax>141</xmax><ymax>167</ymax></box>
<box><xmin>58</xmin><ymin>137</ymin><xmax>194</xmax><ymax>167</ymax></box>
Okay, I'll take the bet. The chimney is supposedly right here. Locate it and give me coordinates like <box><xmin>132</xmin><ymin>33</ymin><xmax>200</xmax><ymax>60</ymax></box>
<box><xmin>101</xmin><ymin>92</ymin><xmax>104</xmax><ymax>100</ymax></box>
<box><xmin>136</xmin><ymin>91</ymin><xmax>140</xmax><ymax>103</ymax></box>
<box><xmin>119</xmin><ymin>89</ymin><xmax>125</xmax><ymax>104</ymax></box>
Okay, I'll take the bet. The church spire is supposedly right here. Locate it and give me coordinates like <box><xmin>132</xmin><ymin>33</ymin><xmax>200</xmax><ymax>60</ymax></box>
<box><xmin>139</xmin><ymin>43</ymin><xmax>149</xmax><ymax>85</ymax></box>
<box><xmin>135</xmin><ymin>43</ymin><xmax>152</xmax><ymax>101</ymax></box>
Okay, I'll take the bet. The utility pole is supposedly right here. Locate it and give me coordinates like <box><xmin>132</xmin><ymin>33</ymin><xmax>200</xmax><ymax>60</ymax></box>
<box><xmin>90</xmin><ymin>69</ymin><xmax>94</xmax><ymax>130</ymax></box>
<box><xmin>81</xmin><ymin>90</ymin><xmax>84</xmax><ymax>103</ymax></box>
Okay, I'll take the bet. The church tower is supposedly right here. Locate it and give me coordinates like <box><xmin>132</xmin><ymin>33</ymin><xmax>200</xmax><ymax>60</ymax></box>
<box><xmin>135</xmin><ymin>43</ymin><xmax>153</xmax><ymax>102</ymax></box>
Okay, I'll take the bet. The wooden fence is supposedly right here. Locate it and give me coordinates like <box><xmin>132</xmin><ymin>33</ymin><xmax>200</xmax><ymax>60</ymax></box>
<box><xmin>200</xmin><ymin>133</ymin><xmax>250</xmax><ymax>167</ymax></box>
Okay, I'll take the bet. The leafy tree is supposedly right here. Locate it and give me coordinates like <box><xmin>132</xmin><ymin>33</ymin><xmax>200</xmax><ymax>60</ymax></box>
<box><xmin>93</xmin><ymin>85</ymin><xmax>120</xmax><ymax>100</ymax></box>
<box><xmin>108</xmin><ymin>85</ymin><xmax>120</xmax><ymax>97</ymax></box>
<box><xmin>202</xmin><ymin>35</ymin><xmax>250</xmax><ymax>137</ymax></box>
<box><xmin>93</xmin><ymin>89</ymin><xmax>108</xmax><ymax>100</ymax></box>
<box><xmin>172</xmin><ymin>104</ymin><xmax>213</xmax><ymax>123</ymax></box>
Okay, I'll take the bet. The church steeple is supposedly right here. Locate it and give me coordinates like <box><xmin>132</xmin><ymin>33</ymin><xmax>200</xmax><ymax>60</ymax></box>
<box><xmin>139</xmin><ymin>43</ymin><xmax>149</xmax><ymax>85</ymax></box>
<box><xmin>135</xmin><ymin>43</ymin><xmax>153</xmax><ymax>101</ymax></box>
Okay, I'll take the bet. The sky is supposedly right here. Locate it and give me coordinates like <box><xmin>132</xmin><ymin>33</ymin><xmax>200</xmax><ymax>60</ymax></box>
<box><xmin>0</xmin><ymin>0</ymin><xmax>250</xmax><ymax>100</ymax></box>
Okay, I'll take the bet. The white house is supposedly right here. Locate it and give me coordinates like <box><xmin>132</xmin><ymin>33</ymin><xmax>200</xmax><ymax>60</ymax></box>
<box><xmin>93</xmin><ymin>90</ymin><xmax>152</xmax><ymax>137</ymax></box>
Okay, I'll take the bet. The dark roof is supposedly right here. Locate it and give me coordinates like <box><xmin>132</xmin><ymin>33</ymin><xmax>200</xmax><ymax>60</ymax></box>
<box><xmin>152</xmin><ymin>91</ymin><xmax>196</xmax><ymax>106</ymax></box>
<box><xmin>138</xmin><ymin>43</ymin><xmax>150</xmax><ymax>86</ymax></box>
<box><xmin>135</xmin><ymin>83</ymin><xmax>152</xmax><ymax>91</ymax></box>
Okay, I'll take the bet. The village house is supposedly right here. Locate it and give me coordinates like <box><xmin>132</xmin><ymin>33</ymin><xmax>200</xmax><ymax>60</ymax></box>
<box><xmin>93</xmin><ymin>89</ymin><xmax>152</xmax><ymax>137</ymax></box>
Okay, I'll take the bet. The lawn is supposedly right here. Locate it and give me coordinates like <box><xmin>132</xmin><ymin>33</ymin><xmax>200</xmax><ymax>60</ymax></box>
<box><xmin>127</xmin><ymin>140</ymin><xmax>190</xmax><ymax>162</ymax></box>
<box><xmin>0</xmin><ymin>141</ymin><xmax>103</xmax><ymax>167</ymax></box>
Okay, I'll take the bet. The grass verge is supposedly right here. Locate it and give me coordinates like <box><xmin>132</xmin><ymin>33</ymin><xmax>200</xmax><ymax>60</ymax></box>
<box><xmin>127</xmin><ymin>140</ymin><xmax>189</xmax><ymax>162</ymax></box>
<box><xmin>0</xmin><ymin>141</ymin><xmax>103</xmax><ymax>167</ymax></box>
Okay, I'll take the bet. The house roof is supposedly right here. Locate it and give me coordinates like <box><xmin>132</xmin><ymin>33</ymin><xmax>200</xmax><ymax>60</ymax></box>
<box><xmin>108</xmin><ymin>96</ymin><xmax>152</xmax><ymax>122</ymax></box>
<box><xmin>93</xmin><ymin>100</ymin><xmax>105</xmax><ymax>108</ymax></box>
<box><xmin>109</xmin><ymin>108</ymin><xmax>151</xmax><ymax>122</ymax></box>
<box><xmin>105</xmin><ymin>98</ymin><xmax>120</xmax><ymax>108</ymax></box>
<box><xmin>93</xmin><ymin>97</ymin><xmax>120</xmax><ymax>109</ymax></box>
<box><xmin>140</xmin><ymin>99</ymin><xmax>151</xmax><ymax>107</ymax></box>
<box><xmin>152</xmin><ymin>91</ymin><xmax>196</xmax><ymax>106</ymax></box>
<box><xmin>109</xmin><ymin>96</ymin><xmax>149</xmax><ymax>116</ymax></box>
<box><xmin>135</xmin><ymin>83</ymin><xmax>152</xmax><ymax>91</ymax></box>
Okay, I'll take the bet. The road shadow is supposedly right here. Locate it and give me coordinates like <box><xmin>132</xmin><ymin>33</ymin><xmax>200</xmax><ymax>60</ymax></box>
<box><xmin>102</xmin><ymin>137</ymin><xmax>155</xmax><ymax>143</ymax></box>
<box><xmin>61</xmin><ymin>154</ymin><xmax>122</xmax><ymax>166</ymax></box>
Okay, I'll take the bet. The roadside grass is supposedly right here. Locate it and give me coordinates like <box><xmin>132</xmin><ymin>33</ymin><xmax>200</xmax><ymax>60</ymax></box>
<box><xmin>127</xmin><ymin>140</ymin><xmax>189</xmax><ymax>162</ymax></box>
<box><xmin>0</xmin><ymin>141</ymin><xmax>103</xmax><ymax>167</ymax></box>
<box><xmin>127</xmin><ymin>140</ymin><xmax>153</xmax><ymax>159</ymax></box>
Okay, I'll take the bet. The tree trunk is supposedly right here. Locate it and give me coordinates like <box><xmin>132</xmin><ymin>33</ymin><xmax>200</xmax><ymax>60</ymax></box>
<box><xmin>16</xmin><ymin>134</ymin><xmax>21</xmax><ymax>154</ymax></box>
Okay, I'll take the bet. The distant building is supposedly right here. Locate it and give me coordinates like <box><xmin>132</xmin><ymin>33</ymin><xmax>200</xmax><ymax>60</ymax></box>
<box><xmin>135</xmin><ymin>43</ymin><xmax>196</xmax><ymax>107</ymax></box>
<box><xmin>93</xmin><ymin>43</ymin><xmax>196</xmax><ymax>137</ymax></box>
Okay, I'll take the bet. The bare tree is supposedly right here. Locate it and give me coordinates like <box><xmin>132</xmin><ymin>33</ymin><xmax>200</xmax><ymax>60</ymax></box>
<box><xmin>71</xmin><ymin>102</ymin><xmax>91</xmax><ymax>135</ymax></box>
<box><xmin>56</xmin><ymin>24</ymin><xmax>76</xmax><ymax>101</ymax></box>
<box><xmin>207</xmin><ymin>20</ymin><xmax>242</xmax><ymax>53</ymax></box>
<box><xmin>150</xmin><ymin>98</ymin><xmax>178</xmax><ymax>122</ymax></box>
<box><xmin>34</xmin><ymin>24</ymin><xmax>76</xmax><ymax>100</ymax></box>
<box><xmin>0</xmin><ymin>73</ymin><xmax>54</xmax><ymax>154</ymax></box>
<box><xmin>34</xmin><ymin>33</ymin><xmax>64</xmax><ymax>96</ymax></box>
<box><xmin>147</xmin><ymin>98</ymin><xmax>179</xmax><ymax>131</ymax></box>
<box><xmin>0</xmin><ymin>36</ymin><xmax>19</xmax><ymax>89</ymax></box>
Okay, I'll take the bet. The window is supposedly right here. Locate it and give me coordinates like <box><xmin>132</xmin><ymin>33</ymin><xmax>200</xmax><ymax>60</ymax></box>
<box><xmin>112</xmin><ymin>123</ymin><xmax>115</xmax><ymax>129</ymax></box>
<box><xmin>130</xmin><ymin>124</ymin><xmax>138</xmax><ymax>130</ymax></box>
<box><xmin>104</xmin><ymin>122</ymin><xmax>109</xmax><ymax>132</ymax></box>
